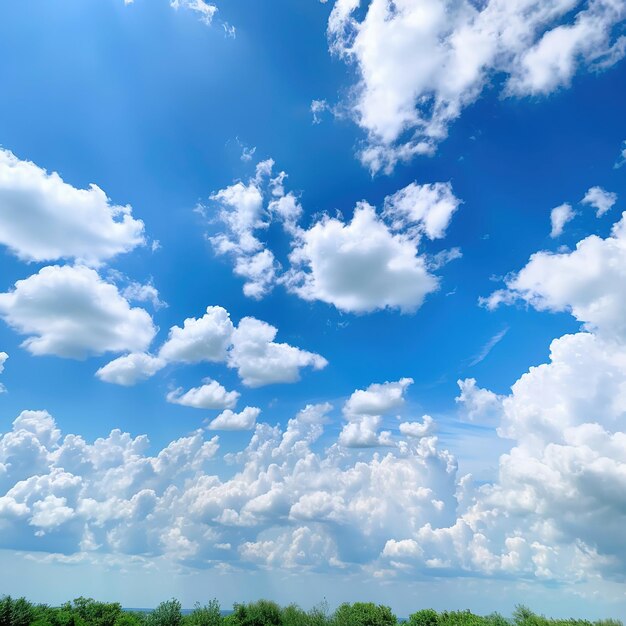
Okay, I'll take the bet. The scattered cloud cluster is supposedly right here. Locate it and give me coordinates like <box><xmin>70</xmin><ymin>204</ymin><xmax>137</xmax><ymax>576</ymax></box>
<box><xmin>483</xmin><ymin>211</ymin><xmax>626</xmax><ymax>341</ymax></box>
<box><xmin>97</xmin><ymin>305</ymin><xmax>327</xmax><ymax>391</ymax></box>
<box><xmin>326</xmin><ymin>0</ymin><xmax>626</xmax><ymax>172</ymax></box>
<box><xmin>170</xmin><ymin>0</ymin><xmax>217</xmax><ymax>26</ymax></box>
<box><xmin>209</xmin><ymin>160</ymin><xmax>462</xmax><ymax>313</ymax></box>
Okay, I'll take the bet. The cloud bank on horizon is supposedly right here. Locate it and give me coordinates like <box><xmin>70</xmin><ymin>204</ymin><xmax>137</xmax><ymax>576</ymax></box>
<box><xmin>0</xmin><ymin>0</ymin><xmax>625</xmax><ymax>617</ymax></box>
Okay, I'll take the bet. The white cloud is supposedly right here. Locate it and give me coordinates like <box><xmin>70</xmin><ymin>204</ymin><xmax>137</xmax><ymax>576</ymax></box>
<box><xmin>340</xmin><ymin>378</ymin><xmax>413</xmax><ymax>447</ymax></box>
<box><xmin>0</xmin><ymin>265</ymin><xmax>156</xmax><ymax>359</ymax></box>
<box><xmin>399</xmin><ymin>415</ymin><xmax>434</xmax><ymax>438</ymax></box>
<box><xmin>122</xmin><ymin>281</ymin><xmax>167</xmax><ymax>310</ymax></box>
<box><xmin>101</xmin><ymin>304</ymin><xmax>327</xmax><ymax>389</ymax></box>
<box><xmin>166</xmin><ymin>379</ymin><xmax>240</xmax><ymax>410</ymax></box>
<box><xmin>550</xmin><ymin>203</ymin><xmax>575</xmax><ymax>238</ymax></box>
<box><xmin>0</xmin><ymin>404</ymin><xmax>457</xmax><ymax>569</ymax></box>
<box><xmin>482</xmin><ymin>212</ymin><xmax>626</xmax><ymax>341</ymax></box>
<box><xmin>228</xmin><ymin>317</ymin><xmax>327</xmax><ymax>387</ymax></box>
<box><xmin>327</xmin><ymin>0</ymin><xmax>626</xmax><ymax>172</ymax></box>
<box><xmin>383</xmin><ymin>182</ymin><xmax>461</xmax><ymax>240</ymax></box>
<box><xmin>170</xmin><ymin>0</ymin><xmax>217</xmax><ymax>25</ymax></box>
<box><xmin>0</xmin><ymin>149</ymin><xmax>144</xmax><ymax>265</ymax></box>
<box><xmin>159</xmin><ymin>306</ymin><xmax>234</xmax><ymax>364</ymax></box>
<box><xmin>96</xmin><ymin>353</ymin><xmax>166</xmax><ymax>386</ymax></box>
<box><xmin>311</xmin><ymin>99</ymin><xmax>330</xmax><ymax>124</ymax></box>
<box><xmin>207</xmin><ymin>406</ymin><xmax>261</xmax><ymax>430</ymax></box>
<box><xmin>0</xmin><ymin>352</ymin><xmax>7</xmax><ymax>394</ymax></box>
<box><xmin>581</xmin><ymin>186</ymin><xmax>618</xmax><ymax>217</ymax></box>
<box><xmin>209</xmin><ymin>164</ymin><xmax>280</xmax><ymax>299</ymax></box>
<box><xmin>209</xmin><ymin>162</ymin><xmax>459</xmax><ymax>313</ymax></box>
<box><xmin>455</xmin><ymin>378</ymin><xmax>503</xmax><ymax>424</ymax></box>
<box><xmin>286</xmin><ymin>203</ymin><xmax>438</xmax><ymax>313</ymax></box>
<box><xmin>343</xmin><ymin>377</ymin><xmax>413</xmax><ymax>418</ymax></box>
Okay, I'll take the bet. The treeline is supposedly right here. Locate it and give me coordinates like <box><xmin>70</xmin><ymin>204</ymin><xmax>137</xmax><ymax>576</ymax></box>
<box><xmin>0</xmin><ymin>596</ymin><xmax>622</xmax><ymax>626</ymax></box>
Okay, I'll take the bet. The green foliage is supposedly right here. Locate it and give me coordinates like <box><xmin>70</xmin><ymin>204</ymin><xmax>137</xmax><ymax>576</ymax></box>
<box><xmin>185</xmin><ymin>601</ymin><xmax>221</xmax><ymax>626</ymax></box>
<box><xmin>408</xmin><ymin>609</ymin><xmax>439</xmax><ymax>626</ymax></box>
<box><xmin>145</xmin><ymin>601</ymin><xmax>182</xmax><ymax>626</ymax></box>
<box><xmin>332</xmin><ymin>603</ymin><xmax>396</xmax><ymax>626</ymax></box>
<box><xmin>232</xmin><ymin>600</ymin><xmax>283</xmax><ymax>626</ymax></box>
<box><xmin>0</xmin><ymin>595</ymin><xmax>621</xmax><ymax>626</ymax></box>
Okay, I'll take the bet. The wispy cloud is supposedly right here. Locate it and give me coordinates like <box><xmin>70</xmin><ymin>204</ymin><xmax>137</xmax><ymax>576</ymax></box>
<box><xmin>469</xmin><ymin>326</ymin><xmax>509</xmax><ymax>366</ymax></box>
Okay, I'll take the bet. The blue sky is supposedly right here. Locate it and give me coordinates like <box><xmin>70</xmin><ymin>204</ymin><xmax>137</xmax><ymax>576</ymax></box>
<box><xmin>0</xmin><ymin>0</ymin><xmax>626</xmax><ymax>619</ymax></box>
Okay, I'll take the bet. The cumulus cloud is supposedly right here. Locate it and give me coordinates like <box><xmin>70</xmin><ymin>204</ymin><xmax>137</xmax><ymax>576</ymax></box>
<box><xmin>340</xmin><ymin>378</ymin><xmax>413</xmax><ymax>447</ymax></box>
<box><xmin>327</xmin><ymin>0</ymin><xmax>626</xmax><ymax>172</ymax></box>
<box><xmin>0</xmin><ymin>265</ymin><xmax>156</xmax><ymax>359</ymax></box>
<box><xmin>209</xmin><ymin>161</ymin><xmax>282</xmax><ymax>299</ymax></box>
<box><xmin>121</xmin><ymin>281</ymin><xmax>167</xmax><ymax>310</ymax></box>
<box><xmin>207</xmin><ymin>406</ymin><xmax>261</xmax><ymax>430</ymax></box>
<box><xmin>166</xmin><ymin>379</ymin><xmax>240</xmax><ymax>410</ymax></box>
<box><xmin>382</xmin><ymin>182</ymin><xmax>461</xmax><ymax>240</ymax></box>
<box><xmin>455</xmin><ymin>378</ymin><xmax>502</xmax><ymax>425</ymax></box>
<box><xmin>228</xmin><ymin>317</ymin><xmax>327</xmax><ymax>387</ymax></box>
<box><xmin>0</xmin><ymin>149</ymin><xmax>144</xmax><ymax>265</ymax></box>
<box><xmin>102</xmin><ymin>305</ymin><xmax>327</xmax><ymax>389</ymax></box>
<box><xmin>96</xmin><ymin>353</ymin><xmax>166</xmax><ymax>386</ymax></box>
<box><xmin>286</xmin><ymin>203</ymin><xmax>438</xmax><ymax>313</ymax></box>
<box><xmin>582</xmin><ymin>186</ymin><xmax>618</xmax><ymax>217</ymax></box>
<box><xmin>343</xmin><ymin>377</ymin><xmax>413</xmax><ymax>418</ymax></box>
<box><xmin>208</xmin><ymin>162</ymin><xmax>461</xmax><ymax>314</ymax></box>
<box><xmin>482</xmin><ymin>212</ymin><xmax>626</xmax><ymax>341</ymax></box>
<box><xmin>0</xmin><ymin>403</ymin><xmax>456</xmax><ymax>570</ymax></box>
<box><xmin>399</xmin><ymin>415</ymin><xmax>434</xmax><ymax>438</ymax></box>
<box><xmin>550</xmin><ymin>203</ymin><xmax>575</xmax><ymax>238</ymax></box>
<box><xmin>159</xmin><ymin>306</ymin><xmax>234</xmax><ymax>364</ymax></box>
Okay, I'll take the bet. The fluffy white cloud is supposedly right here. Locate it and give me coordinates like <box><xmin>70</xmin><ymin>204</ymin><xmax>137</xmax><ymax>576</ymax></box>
<box><xmin>455</xmin><ymin>378</ymin><xmax>502</xmax><ymax>424</ymax></box>
<box><xmin>343</xmin><ymin>377</ymin><xmax>413</xmax><ymax>418</ymax></box>
<box><xmin>102</xmin><ymin>305</ymin><xmax>327</xmax><ymax>389</ymax></box>
<box><xmin>483</xmin><ymin>212</ymin><xmax>626</xmax><ymax>341</ymax></box>
<box><xmin>0</xmin><ymin>403</ymin><xmax>456</xmax><ymax>569</ymax></box>
<box><xmin>582</xmin><ymin>186</ymin><xmax>618</xmax><ymax>217</ymax></box>
<box><xmin>286</xmin><ymin>203</ymin><xmax>438</xmax><ymax>313</ymax></box>
<box><xmin>340</xmin><ymin>378</ymin><xmax>413</xmax><ymax>447</ymax></box>
<box><xmin>96</xmin><ymin>353</ymin><xmax>166</xmax><ymax>386</ymax></box>
<box><xmin>159</xmin><ymin>306</ymin><xmax>234</xmax><ymax>364</ymax></box>
<box><xmin>166</xmin><ymin>379</ymin><xmax>240</xmax><ymax>410</ymax></box>
<box><xmin>383</xmin><ymin>182</ymin><xmax>461</xmax><ymax>240</ymax></box>
<box><xmin>550</xmin><ymin>202</ymin><xmax>575</xmax><ymax>238</ymax></box>
<box><xmin>0</xmin><ymin>265</ymin><xmax>156</xmax><ymax>359</ymax></box>
<box><xmin>228</xmin><ymin>317</ymin><xmax>327</xmax><ymax>387</ymax></box>
<box><xmin>209</xmin><ymin>162</ymin><xmax>460</xmax><ymax>313</ymax></box>
<box><xmin>207</xmin><ymin>406</ymin><xmax>261</xmax><ymax>430</ymax></box>
<box><xmin>209</xmin><ymin>161</ymin><xmax>281</xmax><ymax>299</ymax></box>
<box><xmin>399</xmin><ymin>415</ymin><xmax>434</xmax><ymax>438</ymax></box>
<box><xmin>327</xmin><ymin>0</ymin><xmax>626</xmax><ymax>172</ymax></box>
<box><xmin>0</xmin><ymin>149</ymin><xmax>144</xmax><ymax>265</ymax></box>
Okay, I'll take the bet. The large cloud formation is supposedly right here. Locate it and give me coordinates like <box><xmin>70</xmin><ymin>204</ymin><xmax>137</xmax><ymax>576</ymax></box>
<box><xmin>209</xmin><ymin>160</ymin><xmax>461</xmax><ymax>313</ymax></box>
<box><xmin>97</xmin><ymin>305</ymin><xmax>327</xmax><ymax>388</ymax></box>
<box><xmin>0</xmin><ymin>149</ymin><xmax>145</xmax><ymax>265</ymax></box>
<box><xmin>326</xmin><ymin>0</ymin><xmax>626</xmax><ymax>172</ymax></box>
<box><xmin>0</xmin><ymin>265</ymin><xmax>156</xmax><ymax>359</ymax></box>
